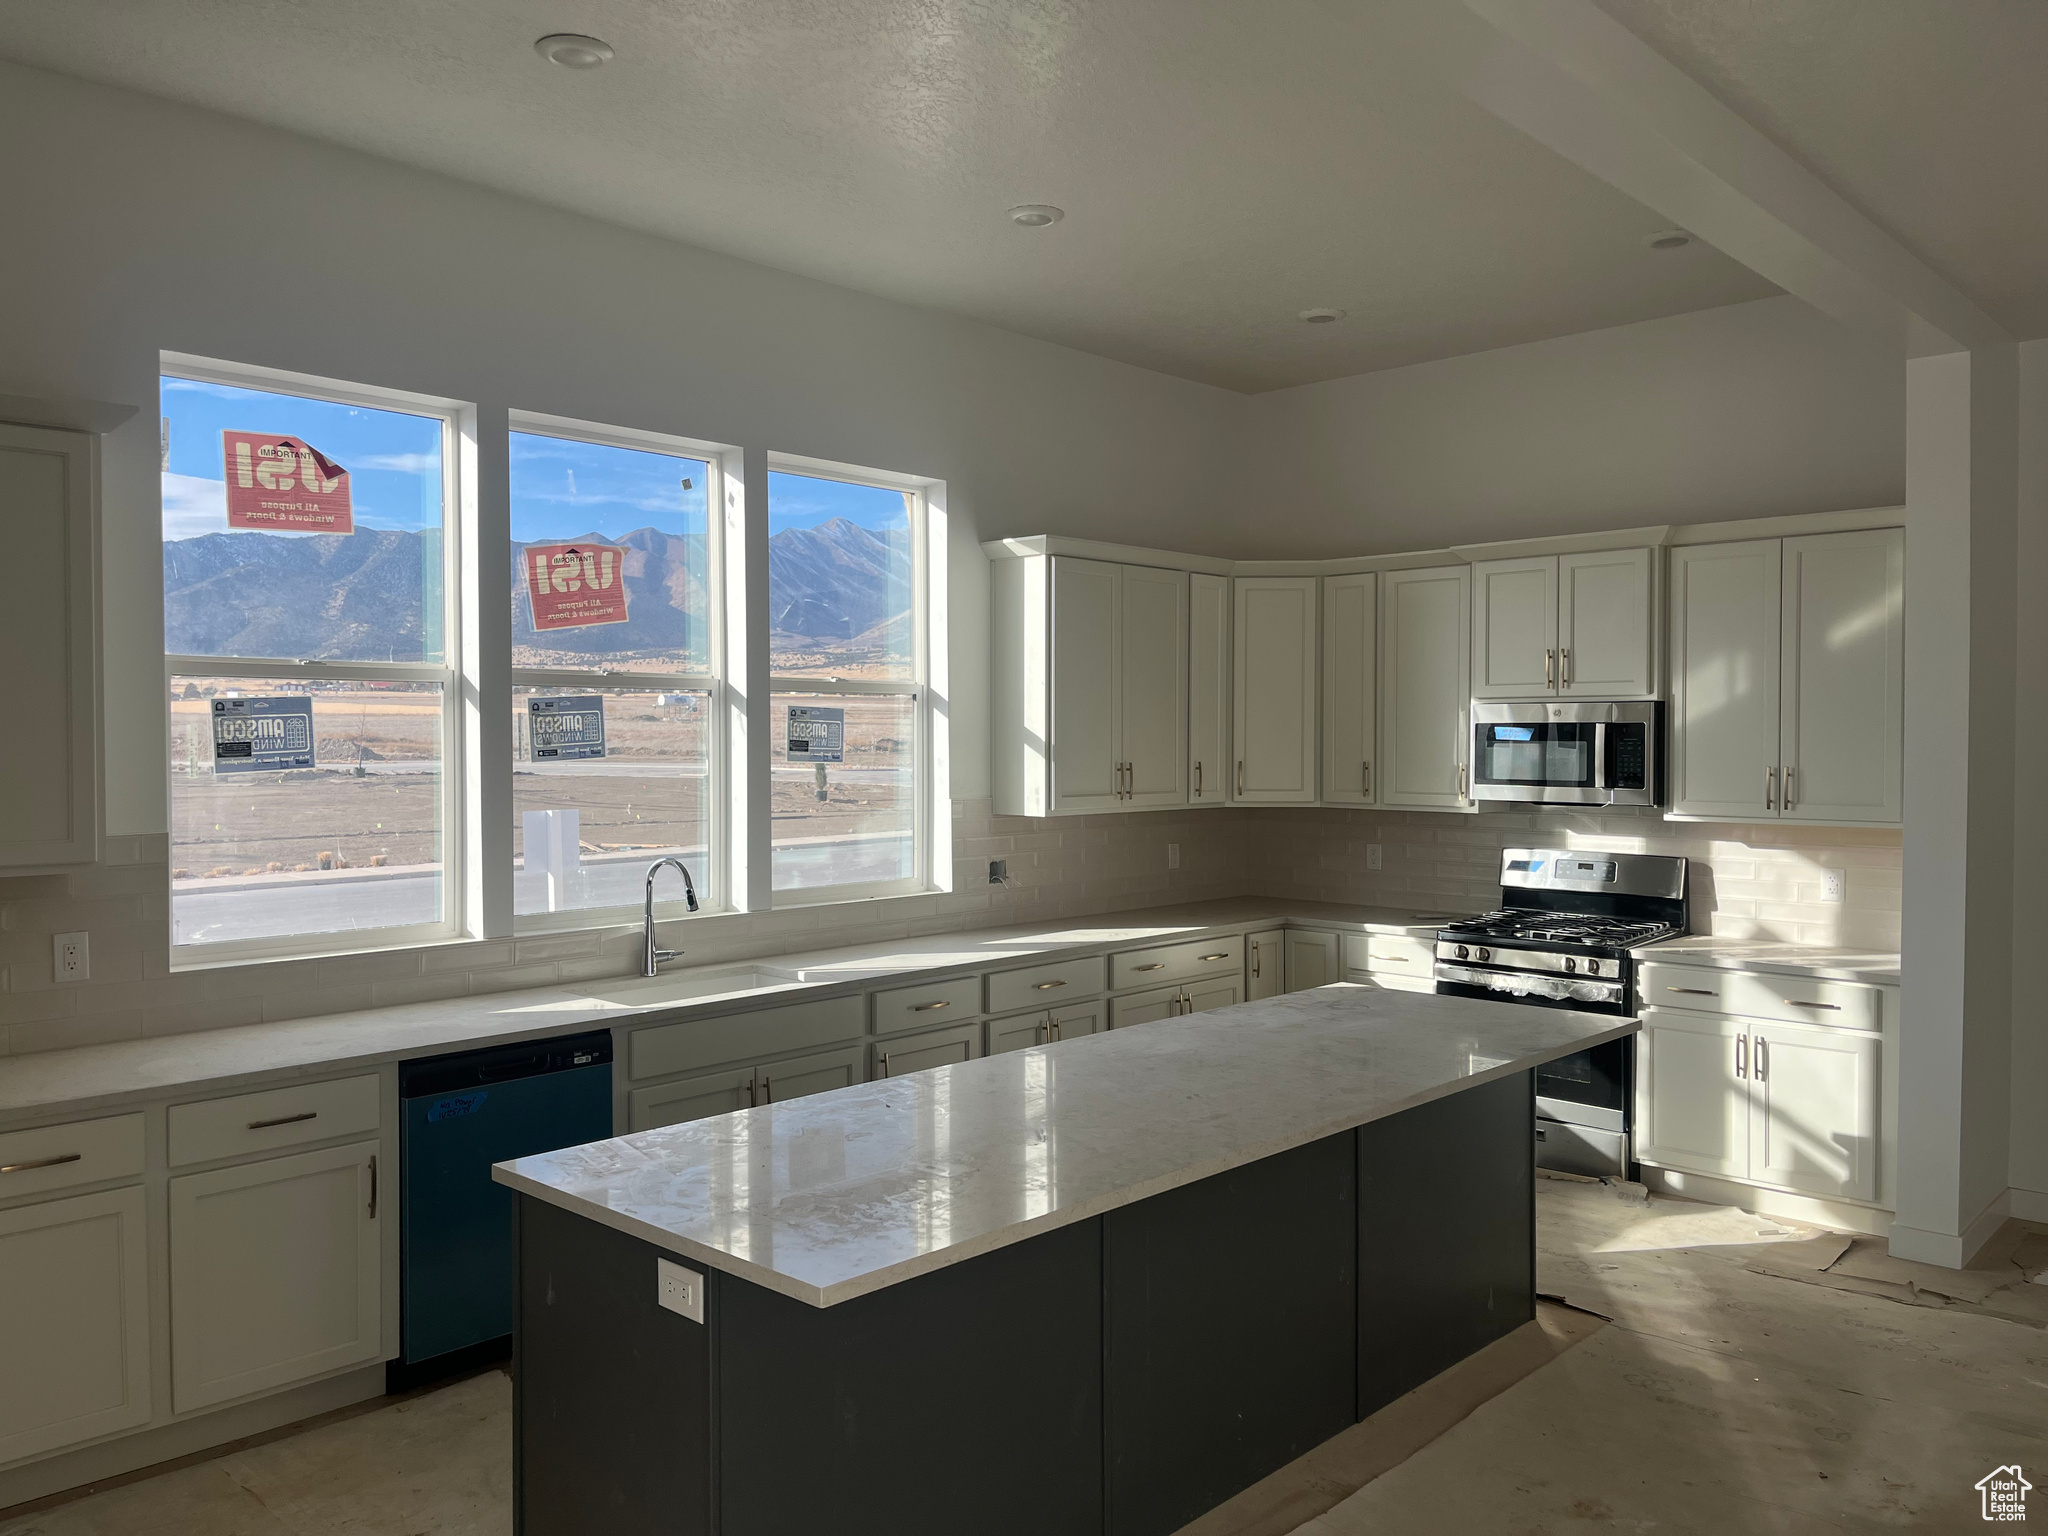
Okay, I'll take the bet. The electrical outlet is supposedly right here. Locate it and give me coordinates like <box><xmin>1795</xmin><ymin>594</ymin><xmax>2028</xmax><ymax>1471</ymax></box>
<box><xmin>53</xmin><ymin>932</ymin><xmax>88</xmax><ymax>983</ymax></box>
<box><xmin>1167</xmin><ymin>843</ymin><xmax>1180</xmax><ymax>870</ymax></box>
<box><xmin>1822</xmin><ymin>868</ymin><xmax>1846</xmax><ymax>904</ymax></box>
<box><xmin>989</xmin><ymin>858</ymin><xmax>1008</xmax><ymax>885</ymax></box>
<box><xmin>657</xmin><ymin>1258</ymin><xmax>704</xmax><ymax>1323</ymax></box>
<box><xmin>1366</xmin><ymin>845</ymin><xmax>1383</xmax><ymax>872</ymax></box>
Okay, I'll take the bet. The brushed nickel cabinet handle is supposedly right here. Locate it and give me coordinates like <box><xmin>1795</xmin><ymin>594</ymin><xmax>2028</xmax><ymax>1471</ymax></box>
<box><xmin>1048</xmin><ymin>1018</ymin><xmax>1060</xmax><ymax>1042</ymax></box>
<box><xmin>1736</xmin><ymin>1035</ymin><xmax>1747</xmax><ymax>1079</ymax></box>
<box><xmin>760</xmin><ymin>1075</ymin><xmax>773</xmax><ymax>1104</ymax></box>
<box><xmin>248</xmin><ymin>1111</ymin><xmax>318</xmax><ymax>1131</ymax></box>
<box><xmin>1562</xmin><ymin>648</ymin><xmax>1572</xmax><ymax>689</ymax></box>
<box><xmin>1784</xmin><ymin>766</ymin><xmax>1796</xmax><ymax>809</ymax></box>
<box><xmin>1667</xmin><ymin>986</ymin><xmax>1717</xmax><ymax>996</ymax></box>
<box><xmin>1133</xmin><ymin>963</ymin><xmax>1165</xmax><ymax>972</ymax></box>
<box><xmin>1379</xmin><ymin>956</ymin><xmax>1409</xmax><ymax>964</ymax></box>
<box><xmin>1</xmin><ymin>1153</ymin><xmax>82</xmax><ymax>1174</ymax></box>
<box><xmin>912</xmin><ymin>999</ymin><xmax>951</xmax><ymax>1011</ymax></box>
<box><xmin>1765</xmin><ymin>765</ymin><xmax>1776</xmax><ymax>811</ymax></box>
<box><xmin>1237</xmin><ymin>760</ymin><xmax>1244</xmax><ymax>796</ymax></box>
<box><xmin>1033</xmin><ymin>980</ymin><xmax>1066</xmax><ymax>990</ymax></box>
<box><xmin>368</xmin><ymin>1154</ymin><xmax>378</xmax><ymax>1219</ymax></box>
<box><xmin>1786</xmin><ymin>999</ymin><xmax>1840</xmax><ymax>1010</ymax></box>
<box><xmin>1195</xmin><ymin>761</ymin><xmax>1202</xmax><ymax>797</ymax></box>
<box><xmin>1755</xmin><ymin>1037</ymin><xmax>1769</xmax><ymax>1082</ymax></box>
<box><xmin>746</xmin><ymin>1081</ymin><xmax>756</xmax><ymax>1107</ymax></box>
<box><xmin>879</xmin><ymin>1052</ymin><xmax>891</xmax><ymax>1078</ymax></box>
<box><xmin>1251</xmin><ymin>940</ymin><xmax>1260</xmax><ymax>979</ymax></box>
<box><xmin>1199</xmin><ymin>952</ymin><xmax>1229</xmax><ymax>961</ymax></box>
<box><xmin>1545</xmin><ymin>648</ymin><xmax>1555</xmax><ymax>689</ymax></box>
<box><xmin>1458</xmin><ymin>761</ymin><xmax>1468</xmax><ymax>800</ymax></box>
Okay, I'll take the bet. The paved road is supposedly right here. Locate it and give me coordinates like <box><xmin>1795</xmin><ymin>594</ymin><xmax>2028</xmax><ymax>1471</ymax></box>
<box><xmin>171</xmin><ymin>833</ymin><xmax>916</xmax><ymax>945</ymax></box>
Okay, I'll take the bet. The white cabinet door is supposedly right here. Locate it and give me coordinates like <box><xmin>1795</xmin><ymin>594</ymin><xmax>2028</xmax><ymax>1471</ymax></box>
<box><xmin>1109</xmin><ymin>985</ymin><xmax>1182</xmax><ymax>1029</ymax></box>
<box><xmin>1380</xmin><ymin>566</ymin><xmax>1472</xmax><ymax>810</ymax></box>
<box><xmin>1048</xmin><ymin>999</ymin><xmax>1104</xmax><ymax>1041</ymax></box>
<box><xmin>1635</xmin><ymin>1010</ymin><xmax>1749</xmax><ymax>1180</ymax></box>
<box><xmin>1749</xmin><ymin>1021</ymin><xmax>1880</xmax><ymax>1203</ymax></box>
<box><xmin>1284</xmin><ymin>930</ymin><xmax>1339</xmax><ymax>992</ymax></box>
<box><xmin>0</xmin><ymin>423</ymin><xmax>97</xmax><ymax>868</ymax></box>
<box><xmin>757</xmin><ymin>1044</ymin><xmax>865</xmax><ymax>1107</ymax></box>
<box><xmin>1779</xmin><ymin>529</ymin><xmax>1904</xmax><ymax>824</ymax></box>
<box><xmin>1470</xmin><ymin>556</ymin><xmax>1557</xmax><ymax>700</ymax></box>
<box><xmin>1120</xmin><ymin>565</ymin><xmax>1188</xmax><ymax>809</ymax></box>
<box><xmin>1050</xmin><ymin>557</ymin><xmax>1123</xmax><ymax>813</ymax></box>
<box><xmin>1232</xmin><ymin>577</ymin><xmax>1319</xmax><ymax>803</ymax></box>
<box><xmin>1245</xmin><ymin>927</ymin><xmax>1287</xmax><ymax>1001</ymax></box>
<box><xmin>170</xmin><ymin>1141</ymin><xmax>381</xmax><ymax>1413</ymax></box>
<box><xmin>1320</xmin><ymin>573</ymin><xmax>1377</xmax><ymax>804</ymax></box>
<box><xmin>1669</xmin><ymin>540</ymin><xmax>1782</xmax><ymax>819</ymax></box>
<box><xmin>987</xmin><ymin>1011</ymin><xmax>1050</xmax><ymax>1055</ymax></box>
<box><xmin>1181</xmin><ymin>976</ymin><xmax>1243</xmax><ymax>1015</ymax></box>
<box><xmin>1558</xmin><ymin>547</ymin><xmax>1654</xmax><ymax>698</ymax></box>
<box><xmin>0</xmin><ymin>1187</ymin><xmax>150</xmax><ymax>1462</ymax></box>
<box><xmin>628</xmin><ymin>1066</ymin><xmax>755</xmax><ymax>1131</ymax></box>
<box><xmin>1187</xmin><ymin>572</ymin><xmax>1230</xmax><ymax>807</ymax></box>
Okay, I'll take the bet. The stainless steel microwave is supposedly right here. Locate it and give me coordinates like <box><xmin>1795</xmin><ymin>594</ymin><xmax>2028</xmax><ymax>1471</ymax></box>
<box><xmin>1470</xmin><ymin>700</ymin><xmax>1664</xmax><ymax>807</ymax></box>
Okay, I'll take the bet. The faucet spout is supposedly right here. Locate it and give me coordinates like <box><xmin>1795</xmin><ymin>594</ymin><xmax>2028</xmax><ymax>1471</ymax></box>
<box><xmin>642</xmin><ymin>857</ymin><xmax>701</xmax><ymax>976</ymax></box>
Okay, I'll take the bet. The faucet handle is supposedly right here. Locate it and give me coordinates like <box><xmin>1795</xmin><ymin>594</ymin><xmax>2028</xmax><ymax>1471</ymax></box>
<box><xmin>652</xmin><ymin>948</ymin><xmax>681</xmax><ymax>964</ymax></box>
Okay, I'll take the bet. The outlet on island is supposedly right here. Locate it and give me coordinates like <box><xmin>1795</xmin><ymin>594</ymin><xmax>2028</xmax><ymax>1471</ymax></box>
<box><xmin>657</xmin><ymin>1258</ymin><xmax>704</xmax><ymax>1324</ymax></box>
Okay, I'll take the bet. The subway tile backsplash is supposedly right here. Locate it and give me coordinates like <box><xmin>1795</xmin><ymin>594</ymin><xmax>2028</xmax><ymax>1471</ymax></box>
<box><xmin>0</xmin><ymin>800</ymin><xmax>1896</xmax><ymax>1056</ymax></box>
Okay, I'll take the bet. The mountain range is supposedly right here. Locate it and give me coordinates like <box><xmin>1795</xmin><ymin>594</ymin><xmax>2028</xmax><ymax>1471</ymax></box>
<box><xmin>162</xmin><ymin>516</ymin><xmax>910</xmax><ymax>665</ymax></box>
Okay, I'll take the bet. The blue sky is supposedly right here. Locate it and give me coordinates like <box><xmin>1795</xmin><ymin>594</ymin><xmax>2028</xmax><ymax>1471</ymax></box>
<box><xmin>160</xmin><ymin>375</ymin><xmax>444</xmax><ymax>540</ymax></box>
<box><xmin>768</xmin><ymin>470</ymin><xmax>910</xmax><ymax>536</ymax></box>
<box><xmin>510</xmin><ymin>431</ymin><xmax>707</xmax><ymax>543</ymax></box>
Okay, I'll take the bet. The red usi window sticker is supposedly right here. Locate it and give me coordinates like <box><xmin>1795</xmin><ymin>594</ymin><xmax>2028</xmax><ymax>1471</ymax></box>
<box><xmin>523</xmin><ymin>542</ymin><xmax>630</xmax><ymax>630</ymax></box>
<box><xmin>221</xmin><ymin>432</ymin><xmax>353</xmax><ymax>532</ymax></box>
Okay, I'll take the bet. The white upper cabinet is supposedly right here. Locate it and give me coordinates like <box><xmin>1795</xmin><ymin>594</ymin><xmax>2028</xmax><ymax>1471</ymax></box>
<box><xmin>0</xmin><ymin>422</ymin><xmax>98</xmax><ymax>868</ymax></box>
<box><xmin>1558</xmin><ymin>548</ymin><xmax>1656</xmax><ymax>697</ymax></box>
<box><xmin>1119</xmin><ymin>564</ymin><xmax>1189</xmax><ymax>809</ymax></box>
<box><xmin>1231</xmin><ymin>577</ymin><xmax>1318</xmax><ymax>804</ymax></box>
<box><xmin>989</xmin><ymin>552</ymin><xmax>1188</xmax><ymax>816</ymax></box>
<box><xmin>1669</xmin><ymin>529</ymin><xmax>1901</xmax><ymax>825</ymax></box>
<box><xmin>1778</xmin><ymin>530</ymin><xmax>1905</xmax><ymax>824</ymax></box>
<box><xmin>1319</xmin><ymin>573</ymin><xmax>1377</xmax><ymax>805</ymax></box>
<box><xmin>1380</xmin><ymin>565</ymin><xmax>1472</xmax><ymax>811</ymax></box>
<box><xmin>1188</xmin><ymin>573</ymin><xmax>1230</xmax><ymax>807</ymax></box>
<box><xmin>1471</xmin><ymin>548</ymin><xmax>1654</xmax><ymax>700</ymax></box>
<box><xmin>1470</xmin><ymin>556</ymin><xmax>1557</xmax><ymax>698</ymax></box>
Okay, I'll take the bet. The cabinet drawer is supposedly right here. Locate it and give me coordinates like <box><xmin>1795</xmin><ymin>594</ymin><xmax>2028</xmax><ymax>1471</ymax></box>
<box><xmin>873</xmin><ymin>1021</ymin><xmax>981</xmax><ymax>1079</ymax></box>
<box><xmin>169</xmin><ymin>1074</ymin><xmax>380</xmax><ymax>1168</ymax></box>
<box><xmin>1343</xmin><ymin>933</ymin><xmax>1433</xmax><ymax>977</ymax></box>
<box><xmin>0</xmin><ymin>1113</ymin><xmax>144</xmax><ymax>1201</ymax></box>
<box><xmin>986</xmin><ymin>955</ymin><xmax>1106</xmax><ymax>1016</ymax></box>
<box><xmin>871</xmin><ymin>975</ymin><xmax>983</xmax><ymax>1036</ymax></box>
<box><xmin>1109</xmin><ymin>935</ymin><xmax>1242</xmax><ymax>990</ymax></box>
<box><xmin>1638</xmin><ymin>962</ymin><xmax>1880</xmax><ymax>1033</ymax></box>
<box><xmin>630</xmin><ymin>994</ymin><xmax>863</xmax><ymax>1080</ymax></box>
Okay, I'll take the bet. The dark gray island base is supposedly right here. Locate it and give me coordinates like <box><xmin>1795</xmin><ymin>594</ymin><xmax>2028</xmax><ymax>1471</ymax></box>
<box><xmin>511</xmin><ymin>1070</ymin><xmax>1537</xmax><ymax>1536</ymax></box>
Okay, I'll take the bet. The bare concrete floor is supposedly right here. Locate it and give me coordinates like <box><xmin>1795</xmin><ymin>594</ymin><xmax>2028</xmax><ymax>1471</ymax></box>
<box><xmin>5</xmin><ymin>1181</ymin><xmax>2042</xmax><ymax>1535</ymax></box>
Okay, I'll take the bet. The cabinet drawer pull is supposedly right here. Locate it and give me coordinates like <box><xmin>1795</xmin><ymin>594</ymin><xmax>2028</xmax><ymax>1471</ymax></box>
<box><xmin>912</xmin><ymin>1000</ymin><xmax>952</xmax><ymax>1011</ymax></box>
<box><xmin>1</xmin><ymin>1152</ymin><xmax>83</xmax><ymax>1174</ymax></box>
<box><xmin>247</xmin><ymin>1111</ymin><xmax>318</xmax><ymax>1131</ymax></box>
<box><xmin>1786</xmin><ymin>999</ymin><xmax>1840</xmax><ymax>1010</ymax></box>
<box><xmin>1133</xmin><ymin>963</ymin><xmax>1165</xmax><ymax>972</ymax></box>
<box><xmin>1378</xmin><ymin>956</ymin><xmax>1409</xmax><ymax>964</ymax></box>
<box><xmin>1033</xmin><ymin>980</ymin><xmax>1066</xmax><ymax>990</ymax></box>
<box><xmin>1666</xmin><ymin>987</ymin><xmax>1717</xmax><ymax>996</ymax></box>
<box><xmin>1198</xmin><ymin>953</ymin><xmax>1229</xmax><ymax>962</ymax></box>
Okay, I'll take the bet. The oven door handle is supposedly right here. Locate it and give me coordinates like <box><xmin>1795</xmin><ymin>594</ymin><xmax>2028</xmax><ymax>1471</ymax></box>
<box><xmin>1592</xmin><ymin>721</ymin><xmax>1608</xmax><ymax>792</ymax></box>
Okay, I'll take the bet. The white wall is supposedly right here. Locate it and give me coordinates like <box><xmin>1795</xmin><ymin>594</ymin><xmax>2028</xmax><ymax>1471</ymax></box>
<box><xmin>2014</xmin><ymin>338</ymin><xmax>2048</xmax><ymax>1204</ymax></box>
<box><xmin>1237</xmin><ymin>296</ymin><xmax>1904</xmax><ymax>557</ymax></box>
<box><xmin>0</xmin><ymin>60</ymin><xmax>1244</xmax><ymax>836</ymax></box>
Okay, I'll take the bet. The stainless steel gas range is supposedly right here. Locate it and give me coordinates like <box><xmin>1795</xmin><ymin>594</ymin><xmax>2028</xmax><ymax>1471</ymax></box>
<box><xmin>1433</xmin><ymin>848</ymin><xmax>1688</xmax><ymax>1179</ymax></box>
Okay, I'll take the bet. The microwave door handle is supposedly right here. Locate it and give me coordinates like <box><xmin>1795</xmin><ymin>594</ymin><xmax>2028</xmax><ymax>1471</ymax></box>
<box><xmin>1592</xmin><ymin>722</ymin><xmax>1608</xmax><ymax>791</ymax></box>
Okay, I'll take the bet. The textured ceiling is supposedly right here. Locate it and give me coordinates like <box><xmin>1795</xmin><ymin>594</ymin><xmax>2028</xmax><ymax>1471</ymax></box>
<box><xmin>0</xmin><ymin>0</ymin><xmax>1788</xmax><ymax>391</ymax></box>
<box><xmin>1596</xmin><ymin>0</ymin><xmax>2048</xmax><ymax>342</ymax></box>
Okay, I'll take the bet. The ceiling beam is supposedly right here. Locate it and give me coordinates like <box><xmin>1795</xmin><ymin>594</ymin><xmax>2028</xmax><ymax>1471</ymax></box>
<box><xmin>1457</xmin><ymin>0</ymin><xmax>2008</xmax><ymax>356</ymax></box>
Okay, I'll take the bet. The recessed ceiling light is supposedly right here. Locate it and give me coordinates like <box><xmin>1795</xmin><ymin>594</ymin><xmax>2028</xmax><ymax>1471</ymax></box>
<box><xmin>1008</xmin><ymin>205</ymin><xmax>1064</xmax><ymax>227</ymax></box>
<box><xmin>1298</xmin><ymin>308</ymin><xmax>1346</xmax><ymax>324</ymax></box>
<box><xmin>1644</xmin><ymin>229</ymin><xmax>1693</xmax><ymax>250</ymax></box>
<box><xmin>535</xmin><ymin>33</ymin><xmax>615</xmax><ymax>69</ymax></box>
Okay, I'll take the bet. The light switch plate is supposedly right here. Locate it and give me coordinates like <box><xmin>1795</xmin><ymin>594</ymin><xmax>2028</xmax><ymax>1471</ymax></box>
<box><xmin>53</xmin><ymin>931</ymin><xmax>88</xmax><ymax>982</ymax></box>
<box><xmin>1822</xmin><ymin>868</ymin><xmax>1846</xmax><ymax>904</ymax></box>
<box><xmin>657</xmin><ymin>1258</ymin><xmax>704</xmax><ymax>1323</ymax></box>
<box><xmin>1366</xmin><ymin>845</ymin><xmax>1383</xmax><ymax>871</ymax></box>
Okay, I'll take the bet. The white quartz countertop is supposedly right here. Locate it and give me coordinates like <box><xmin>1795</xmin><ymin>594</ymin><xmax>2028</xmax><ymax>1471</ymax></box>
<box><xmin>1633</xmin><ymin>936</ymin><xmax>1901</xmax><ymax>985</ymax></box>
<box><xmin>493</xmin><ymin>985</ymin><xmax>1634</xmax><ymax>1308</ymax></box>
<box><xmin>0</xmin><ymin>898</ymin><xmax>1466</xmax><ymax>1123</ymax></box>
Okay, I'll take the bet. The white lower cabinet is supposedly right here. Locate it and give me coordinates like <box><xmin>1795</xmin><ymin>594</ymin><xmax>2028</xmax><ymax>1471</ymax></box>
<box><xmin>1245</xmin><ymin>927</ymin><xmax>1287</xmax><ymax>1002</ymax></box>
<box><xmin>1636</xmin><ymin>1008</ymin><xmax>1880</xmax><ymax>1203</ymax></box>
<box><xmin>1283</xmin><ymin>930</ymin><xmax>1338</xmax><ymax>992</ymax></box>
<box><xmin>0</xmin><ymin>1187</ymin><xmax>151</xmax><ymax>1462</ymax></box>
<box><xmin>874</xmin><ymin>1021</ymin><xmax>981</xmax><ymax>1079</ymax></box>
<box><xmin>988</xmin><ymin>1000</ymin><xmax>1105</xmax><ymax>1055</ymax></box>
<box><xmin>169</xmin><ymin>1141</ymin><xmax>382</xmax><ymax>1414</ymax></box>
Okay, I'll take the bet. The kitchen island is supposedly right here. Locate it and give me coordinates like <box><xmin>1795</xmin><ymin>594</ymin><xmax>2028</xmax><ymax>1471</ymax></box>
<box><xmin>495</xmin><ymin>984</ymin><xmax>1635</xmax><ymax>1536</ymax></box>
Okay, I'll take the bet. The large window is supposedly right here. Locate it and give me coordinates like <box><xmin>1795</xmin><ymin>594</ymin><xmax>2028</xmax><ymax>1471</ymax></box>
<box><xmin>508</xmin><ymin>422</ymin><xmax>720</xmax><ymax>922</ymax></box>
<box><xmin>161</xmin><ymin>358</ymin><xmax>460</xmax><ymax>953</ymax></box>
<box><xmin>767</xmin><ymin>463</ymin><xmax>926</xmax><ymax>899</ymax></box>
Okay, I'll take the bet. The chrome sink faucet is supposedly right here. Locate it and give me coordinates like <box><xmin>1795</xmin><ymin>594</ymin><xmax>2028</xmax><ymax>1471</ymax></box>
<box><xmin>642</xmin><ymin>856</ymin><xmax>701</xmax><ymax>976</ymax></box>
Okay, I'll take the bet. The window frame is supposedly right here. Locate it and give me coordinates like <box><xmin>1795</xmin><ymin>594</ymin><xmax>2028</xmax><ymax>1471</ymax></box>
<box><xmin>160</xmin><ymin>352</ymin><xmax>470</xmax><ymax>965</ymax></box>
<box><xmin>504</xmin><ymin>411</ymin><xmax>732</xmax><ymax>932</ymax></box>
<box><xmin>764</xmin><ymin>453</ymin><xmax>935</xmax><ymax>907</ymax></box>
